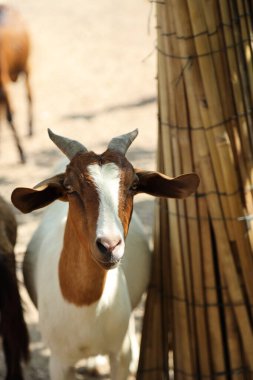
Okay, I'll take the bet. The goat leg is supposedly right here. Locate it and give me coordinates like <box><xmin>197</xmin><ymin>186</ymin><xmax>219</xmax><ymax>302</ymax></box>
<box><xmin>4</xmin><ymin>89</ymin><xmax>26</xmax><ymax>163</ymax></box>
<box><xmin>24</xmin><ymin>70</ymin><xmax>33</xmax><ymax>137</ymax></box>
<box><xmin>3</xmin><ymin>338</ymin><xmax>24</xmax><ymax>380</ymax></box>
<box><xmin>0</xmin><ymin>254</ymin><xmax>29</xmax><ymax>380</ymax></box>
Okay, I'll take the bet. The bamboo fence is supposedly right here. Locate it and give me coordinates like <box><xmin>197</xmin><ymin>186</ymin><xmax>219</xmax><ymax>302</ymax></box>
<box><xmin>137</xmin><ymin>1</ymin><xmax>253</xmax><ymax>379</ymax></box>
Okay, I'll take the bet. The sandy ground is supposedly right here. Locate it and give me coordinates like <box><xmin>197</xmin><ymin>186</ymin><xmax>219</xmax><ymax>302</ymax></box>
<box><xmin>0</xmin><ymin>1</ymin><xmax>157</xmax><ymax>378</ymax></box>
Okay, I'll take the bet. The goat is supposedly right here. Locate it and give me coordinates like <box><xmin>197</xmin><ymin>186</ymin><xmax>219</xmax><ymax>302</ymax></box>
<box><xmin>11</xmin><ymin>129</ymin><xmax>199</xmax><ymax>380</ymax></box>
<box><xmin>0</xmin><ymin>195</ymin><xmax>29</xmax><ymax>380</ymax></box>
<box><xmin>0</xmin><ymin>5</ymin><xmax>32</xmax><ymax>163</ymax></box>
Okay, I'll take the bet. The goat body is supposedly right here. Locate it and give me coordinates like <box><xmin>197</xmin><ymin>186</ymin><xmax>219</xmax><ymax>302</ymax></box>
<box><xmin>0</xmin><ymin>196</ymin><xmax>29</xmax><ymax>380</ymax></box>
<box><xmin>12</xmin><ymin>130</ymin><xmax>199</xmax><ymax>380</ymax></box>
<box><xmin>25</xmin><ymin>201</ymin><xmax>148</xmax><ymax>379</ymax></box>
<box><xmin>0</xmin><ymin>5</ymin><xmax>32</xmax><ymax>163</ymax></box>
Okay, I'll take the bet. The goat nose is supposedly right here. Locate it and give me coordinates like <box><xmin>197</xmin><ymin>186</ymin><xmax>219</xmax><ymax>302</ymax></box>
<box><xmin>96</xmin><ymin>237</ymin><xmax>122</xmax><ymax>255</ymax></box>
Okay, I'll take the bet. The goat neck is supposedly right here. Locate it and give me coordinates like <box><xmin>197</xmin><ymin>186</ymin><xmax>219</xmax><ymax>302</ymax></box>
<box><xmin>59</xmin><ymin>199</ymin><xmax>107</xmax><ymax>306</ymax></box>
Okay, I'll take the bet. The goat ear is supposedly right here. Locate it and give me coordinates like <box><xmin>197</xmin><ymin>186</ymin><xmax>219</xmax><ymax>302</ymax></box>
<box><xmin>134</xmin><ymin>169</ymin><xmax>200</xmax><ymax>198</ymax></box>
<box><xmin>11</xmin><ymin>174</ymin><xmax>66</xmax><ymax>214</ymax></box>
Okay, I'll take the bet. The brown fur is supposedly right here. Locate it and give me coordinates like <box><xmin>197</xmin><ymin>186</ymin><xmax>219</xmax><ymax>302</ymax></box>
<box><xmin>59</xmin><ymin>210</ymin><xmax>107</xmax><ymax>306</ymax></box>
<box><xmin>0</xmin><ymin>5</ymin><xmax>32</xmax><ymax>163</ymax></box>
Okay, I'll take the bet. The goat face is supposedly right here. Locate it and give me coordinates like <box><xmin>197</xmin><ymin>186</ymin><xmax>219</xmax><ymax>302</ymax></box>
<box><xmin>11</xmin><ymin>129</ymin><xmax>200</xmax><ymax>271</ymax></box>
<box><xmin>61</xmin><ymin>150</ymin><xmax>137</xmax><ymax>269</ymax></box>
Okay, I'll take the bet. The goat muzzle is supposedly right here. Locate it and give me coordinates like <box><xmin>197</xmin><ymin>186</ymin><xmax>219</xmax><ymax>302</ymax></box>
<box><xmin>95</xmin><ymin>237</ymin><xmax>125</xmax><ymax>270</ymax></box>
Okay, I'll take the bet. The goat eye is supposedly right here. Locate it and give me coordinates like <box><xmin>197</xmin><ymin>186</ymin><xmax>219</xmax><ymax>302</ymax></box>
<box><xmin>64</xmin><ymin>184</ymin><xmax>75</xmax><ymax>193</ymax></box>
<box><xmin>130</xmin><ymin>180</ymin><xmax>139</xmax><ymax>192</ymax></box>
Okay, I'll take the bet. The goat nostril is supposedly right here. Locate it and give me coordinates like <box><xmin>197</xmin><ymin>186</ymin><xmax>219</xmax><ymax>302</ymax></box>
<box><xmin>96</xmin><ymin>239</ymin><xmax>108</xmax><ymax>255</ymax></box>
<box><xmin>96</xmin><ymin>238</ymin><xmax>122</xmax><ymax>255</ymax></box>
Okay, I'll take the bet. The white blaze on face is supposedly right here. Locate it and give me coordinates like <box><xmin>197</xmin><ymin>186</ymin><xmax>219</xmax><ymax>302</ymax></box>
<box><xmin>87</xmin><ymin>163</ymin><xmax>124</xmax><ymax>244</ymax></box>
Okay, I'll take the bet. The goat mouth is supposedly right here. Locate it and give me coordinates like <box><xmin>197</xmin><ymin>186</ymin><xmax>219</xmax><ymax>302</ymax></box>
<box><xmin>96</xmin><ymin>258</ymin><xmax>121</xmax><ymax>270</ymax></box>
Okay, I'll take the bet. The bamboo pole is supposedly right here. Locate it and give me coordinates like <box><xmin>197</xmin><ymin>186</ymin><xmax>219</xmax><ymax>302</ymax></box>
<box><xmin>229</xmin><ymin>0</ymin><xmax>253</xmax><ymax>134</ymax></box>
<box><xmin>137</xmin><ymin>140</ymin><xmax>169</xmax><ymax>380</ymax></box>
<box><xmin>198</xmin><ymin>185</ymin><xmax>227</xmax><ymax>379</ymax></box>
<box><xmin>159</xmin><ymin>2</ymin><xmax>199</xmax><ymax>378</ymax></box>
<box><xmin>161</xmin><ymin>4</ymin><xmax>197</xmax><ymax>377</ymax></box>
<box><xmin>174</xmin><ymin>47</ymin><xmax>212</xmax><ymax>380</ymax></box>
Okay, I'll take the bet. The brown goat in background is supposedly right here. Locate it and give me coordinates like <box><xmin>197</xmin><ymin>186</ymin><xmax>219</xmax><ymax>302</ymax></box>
<box><xmin>0</xmin><ymin>195</ymin><xmax>29</xmax><ymax>380</ymax></box>
<box><xmin>0</xmin><ymin>4</ymin><xmax>32</xmax><ymax>163</ymax></box>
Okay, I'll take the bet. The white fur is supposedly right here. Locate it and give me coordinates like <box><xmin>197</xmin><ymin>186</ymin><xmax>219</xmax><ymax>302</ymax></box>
<box><xmin>24</xmin><ymin>187</ymin><xmax>151</xmax><ymax>380</ymax></box>
<box><xmin>88</xmin><ymin>163</ymin><xmax>124</xmax><ymax>254</ymax></box>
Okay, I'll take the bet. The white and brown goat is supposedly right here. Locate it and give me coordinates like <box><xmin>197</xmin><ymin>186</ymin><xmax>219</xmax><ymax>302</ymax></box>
<box><xmin>11</xmin><ymin>129</ymin><xmax>199</xmax><ymax>380</ymax></box>
<box><xmin>0</xmin><ymin>5</ymin><xmax>32</xmax><ymax>163</ymax></box>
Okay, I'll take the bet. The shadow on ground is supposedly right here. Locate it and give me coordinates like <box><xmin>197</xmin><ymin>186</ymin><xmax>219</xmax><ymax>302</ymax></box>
<box><xmin>62</xmin><ymin>96</ymin><xmax>156</xmax><ymax>122</ymax></box>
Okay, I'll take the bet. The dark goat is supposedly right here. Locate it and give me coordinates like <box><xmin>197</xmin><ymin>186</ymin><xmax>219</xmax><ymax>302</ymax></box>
<box><xmin>0</xmin><ymin>196</ymin><xmax>29</xmax><ymax>380</ymax></box>
<box><xmin>0</xmin><ymin>5</ymin><xmax>32</xmax><ymax>163</ymax></box>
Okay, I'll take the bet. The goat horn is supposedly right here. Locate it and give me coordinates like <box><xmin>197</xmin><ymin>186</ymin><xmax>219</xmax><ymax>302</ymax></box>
<box><xmin>107</xmin><ymin>129</ymin><xmax>138</xmax><ymax>155</ymax></box>
<box><xmin>48</xmin><ymin>129</ymin><xmax>88</xmax><ymax>160</ymax></box>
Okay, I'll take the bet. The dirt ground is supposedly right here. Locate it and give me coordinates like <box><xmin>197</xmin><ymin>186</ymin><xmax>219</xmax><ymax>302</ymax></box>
<box><xmin>0</xmin><ymin>1</ymin><xmax>157</xmax><ymax>379</ymax></box>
